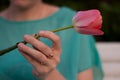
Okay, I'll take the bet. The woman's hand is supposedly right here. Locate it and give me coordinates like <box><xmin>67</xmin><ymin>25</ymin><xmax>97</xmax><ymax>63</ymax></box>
<box><xmin>17</xmin><ymin>31</ymin><xmax>62</xmax><ymax>79</ymax></box>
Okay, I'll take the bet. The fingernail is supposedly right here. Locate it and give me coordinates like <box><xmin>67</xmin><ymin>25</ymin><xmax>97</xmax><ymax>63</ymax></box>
<box><xmin>18</xmin><ymin>43</ymin><xmax>24</xmax><ymax>48</ymax></box>
<box><xmin>39</xmin><ymin>31</ymin><xmax>45</xmax><ymax>34</ymax></box>
<box><xmin>24</xmin><ymin>34</ymin><xmax>30</xmax><ymax>37</ymax></box>
<box><xmin>24</xmin><ymin>34</ymin><xmax>30</xmax><ymax>39</ymax></box>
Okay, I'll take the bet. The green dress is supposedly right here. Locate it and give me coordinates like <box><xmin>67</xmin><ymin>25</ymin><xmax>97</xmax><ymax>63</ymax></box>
<box><xmin>0</xmin><ymin>7</ymin><xmax>103</xmax><ymax>80</ymax></box>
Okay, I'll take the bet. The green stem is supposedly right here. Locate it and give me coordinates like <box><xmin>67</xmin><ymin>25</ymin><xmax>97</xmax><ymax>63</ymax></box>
<box><xmin>0</xmin><ymin>25</ymin><xmax>73</xmax><ymax>56</ymax></box>
<box><xmin>51</xmin><ymin>25</ymin><xmax>73</xmax><ymax>32</ymax></box>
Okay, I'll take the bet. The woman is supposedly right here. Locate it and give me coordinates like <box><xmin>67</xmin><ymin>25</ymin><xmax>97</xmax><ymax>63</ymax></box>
<box><xmin>0</xmin><ymin>0</ymin><xmax>103</xmax><ymax>80</ymax></box>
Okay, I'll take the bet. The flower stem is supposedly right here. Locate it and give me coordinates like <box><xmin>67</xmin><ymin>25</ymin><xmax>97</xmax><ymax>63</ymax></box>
<box><xmin>51</xmin><ymin>25</ymin><xmax>73</xmax><ymax>32</ymax></box>
<box><xmin>0</xmin><ymin>25</ymin><xmax>73</xmax><ymax>56</ymax></box>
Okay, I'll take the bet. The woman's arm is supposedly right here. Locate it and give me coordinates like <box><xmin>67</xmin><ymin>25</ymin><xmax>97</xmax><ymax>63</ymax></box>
<box><xmin>77</xmin><ymin>68</ymin><xmax>93</xmax><ymax>80</ymax></box>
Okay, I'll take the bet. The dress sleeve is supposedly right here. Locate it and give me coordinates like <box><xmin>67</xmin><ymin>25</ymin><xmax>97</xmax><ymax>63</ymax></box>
<box><xmin>58</xmin><ymin>7</ymin><xmax>104</xmax><ymax>80</ymax></box>
<box><xmin>77</xmin><ymin>34</ymin><xmax>104</xmax><ymax>80</ymax></box>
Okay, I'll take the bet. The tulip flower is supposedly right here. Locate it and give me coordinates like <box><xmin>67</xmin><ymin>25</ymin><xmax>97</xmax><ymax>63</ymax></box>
<box><xmin>0</xmin><ymin>9</ymin><xmax>104</xmax><ymax>56</ymax></box>
<box><xmin>72</xmin><ymin>9</ymin><xmax>104</xmax><ymax>35</ymax></box>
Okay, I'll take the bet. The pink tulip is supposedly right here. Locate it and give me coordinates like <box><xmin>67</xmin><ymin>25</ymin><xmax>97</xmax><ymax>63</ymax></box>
<box><xmin>72</xmin><ymin>9</ymin><xmax>104</xmax><ymax>35</ymax></box>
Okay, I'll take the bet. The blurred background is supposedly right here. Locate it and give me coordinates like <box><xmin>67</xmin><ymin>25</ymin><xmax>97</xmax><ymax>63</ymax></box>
<box><xmin>0</xmin><ymin>0</ymin><xmax>120</xmax><ymax>80</ymax></box>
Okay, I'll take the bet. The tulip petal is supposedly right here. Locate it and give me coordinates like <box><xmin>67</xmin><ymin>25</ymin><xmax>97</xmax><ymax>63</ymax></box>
<box><xmin>72</xmin><ymin>10</ymin><xmax>101</xmax><ymax>27</ymax></box>
<box><xmin>75</xmin><ymin>28</ymin><xmax>104</xmax><ymax>35</ymax></box>
<box><xmin>72</xmin><ymin>9</ymin><xmax>104</xmax><ymax>35</ymax></box>
<box><xmin>87</xmin><ymin>16</ymin><xmax>102</xmax><ymax>29</ymax></box>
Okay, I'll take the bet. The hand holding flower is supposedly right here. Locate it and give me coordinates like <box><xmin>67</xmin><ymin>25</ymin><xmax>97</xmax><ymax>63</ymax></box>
<box><xmin>0</xmin><ymin>9</ymin><xmax>104</xmax><ymax>56</ymax></box>
<box><xmin>17</xmin><ymin>31</ymin><xmax>63</xmax><ymax>80</ymax></box>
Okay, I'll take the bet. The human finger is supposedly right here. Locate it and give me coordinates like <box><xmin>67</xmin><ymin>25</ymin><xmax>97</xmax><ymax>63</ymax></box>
<box><xmin>38</xmin><ymin>31</ymin><xmax>61</xmax><ymax>52</ymax></box>
<box><xmin>23</xmin><ymin>34</ymin><xmax>53</xmax><ymax>58</ymax></box>
<box><xmin>17</xmin><ymin>43</ymin><xmax>48</xmax><ymax>65</ymax></box>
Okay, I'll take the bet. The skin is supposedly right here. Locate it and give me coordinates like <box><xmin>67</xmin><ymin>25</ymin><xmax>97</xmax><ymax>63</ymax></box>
<box><xmin>0</xmin><ymin>0</ymin><xmax>93</xmax><ymax>80</ymax></box>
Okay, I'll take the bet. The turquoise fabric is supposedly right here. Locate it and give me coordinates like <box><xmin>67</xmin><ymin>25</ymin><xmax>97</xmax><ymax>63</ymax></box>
<box><xmin>0</xmin><ymin>7</ymin><xmax>103</xmax><ymax>80</ymax></box>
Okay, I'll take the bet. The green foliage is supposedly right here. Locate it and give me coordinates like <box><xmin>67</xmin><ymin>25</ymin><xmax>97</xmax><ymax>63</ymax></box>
<box><xmin>0</xmin><ymin>0</ymin><xmax>120</xmax><ymax>41</ymax></box>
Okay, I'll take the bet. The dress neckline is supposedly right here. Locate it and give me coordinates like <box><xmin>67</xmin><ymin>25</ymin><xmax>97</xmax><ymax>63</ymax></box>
<box><xmin>0</xmin><ymin>7</ymin><xmax>66</xmax><ymax>24</ymax></box>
